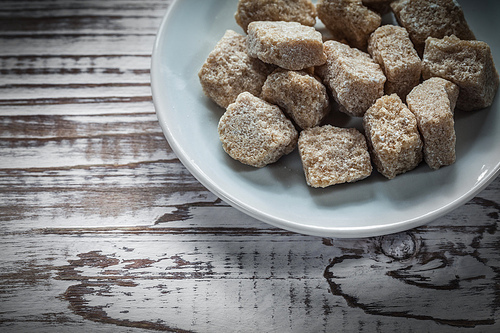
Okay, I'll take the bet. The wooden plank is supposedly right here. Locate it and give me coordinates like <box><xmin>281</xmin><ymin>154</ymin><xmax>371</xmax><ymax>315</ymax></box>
<box><xmin>0</xmin><ymin>101</ymin><xmax>155</xmax><ymax>116</ymax></box>
<box><xmin>0</xmin><ymin>163</ymin><xmax>217</xmax><ymax>230</ymax></box>
<box><xmin>1</xmin><ymin>208</ymin><xmax>498</xmax><ymax>332</ymax></box>
<box><xmin>0</xmin><ymin>85</ymin><xmax>152</xmax><ymax>102</ymax></box>
<box><xmin>0</xmin><ymin>36</ymin><xmax>159</xmax><ymax>56</ymax></box>
<box><xmin>0</xmin><ymin>114</ymin><xmax>161</xmax><ymax>139</ymax></box>
<box><xmin>0</xmin><ymin>20</ymin><xmax>161</xmax><ymax>37</ymax></box>
<box><xmin>0</xmin><ymin>55</ymin><xmax>152</xmax><ymax>85</ymax></box>
<box><xmin>0</xmin><ymin>0</ymin><xmax>170</xmax><ymax>14</ymax></box>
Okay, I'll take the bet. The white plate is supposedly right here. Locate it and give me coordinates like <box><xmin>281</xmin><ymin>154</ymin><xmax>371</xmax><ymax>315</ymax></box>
<box><xmin>151</xmin><ymin>0</ymin><xmax>500</xmax><ymax>238</ymax></box>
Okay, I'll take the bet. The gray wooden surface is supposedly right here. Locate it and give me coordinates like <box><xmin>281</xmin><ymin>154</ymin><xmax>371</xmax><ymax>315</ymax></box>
<box><xmin>1</xmin><ymin>1</ymin><xmax>499</xmax><ymax>332</ymax></box>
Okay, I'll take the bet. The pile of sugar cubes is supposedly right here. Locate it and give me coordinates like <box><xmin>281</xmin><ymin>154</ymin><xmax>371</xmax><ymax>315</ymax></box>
<box><xmin>198</xmin><ymin>0</ymin><xmax>499</xmax><ymax>188</ymax></box>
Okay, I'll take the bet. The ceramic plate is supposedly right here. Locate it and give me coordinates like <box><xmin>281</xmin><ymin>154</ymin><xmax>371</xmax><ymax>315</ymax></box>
<box><xmin>151</xmin><ymin>0</ymin><xmax>500</xmax><ymax>238</ymax></box>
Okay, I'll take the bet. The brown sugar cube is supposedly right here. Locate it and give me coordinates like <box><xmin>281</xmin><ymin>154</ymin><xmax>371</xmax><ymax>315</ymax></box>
<box><xmin>363</xmin><ymin>94</ymin><xmax>423</xmax><ymax>179</ymax></box>
<box><xmin>298</xmin><ymin>125</ymin><xmax>372</xmax><ymax>187</ymax></box>
<box><xmin>247</xmin><ymin>21</ymin><xmax>327</xmax><ymax>71</ymax></box>
<box><xmin>406</xmin><ymin>78</ymin><xmax>459</xmax><ymax>170</ymax></box>
<box><xmin>218</xmin><ymin>92</ymin><xmax>298</xmax><ymax>168</ymax></box>
<box><xmin>235</xmin><ymin>0</ymin><xmax>316</xmax><ymax>33</ymax></box>
<box><xmin>422</xmin><ymin>35</ymin><xmax>500</xmax><ymax>111</ymax></box>
<box><xmin>316</xmin><ymin>0</ymin><xmax>381</xmax><ymax>50</ymax></box>
<box><xmin>368</xmin><ymin>25</ymin><xmax>422</xmax><ymax>100</ymax></box>
<box><xmin>391</xmin><ymin>0</ymin><xmax>475</xmax><ymax>55</ymax></box>
<box><xmin>316</xmin><ymin>40</ymin><xmax>386</xmax><ymax>117</ymax></box>
<box><xmin>198</xmin><ymin>30</ymin><xmax>273</xmax><ymax>109</ymax></box>
<box><xmin>261</xmin><ymin>69</ymin><xmax>330</xmax><ymax>129</ymax></box>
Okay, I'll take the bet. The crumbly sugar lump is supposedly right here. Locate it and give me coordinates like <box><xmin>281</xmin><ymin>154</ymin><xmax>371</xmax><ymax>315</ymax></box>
<box><xmin>298</xmin><ymin>125</ymin><xmax>372</xmax><ymax>188</ymax></box>
<box><xmin>198</xmin><ymin>30</ymin><xmax>274</xmax><ymax>108</ymax></box>
<box><xmin>261</xmin><ymin>69</ymin><xmax>330</xmax><ymax>129</ymax></box>
<box><xmin>316</xmin><ymin>0</ymin><xmax>381</xmax><ymax>50</ymax></box>
<box><xmin>390</xmin><ymin>0</ymin><xmax>475</xmax><ymax>55</ymax></box>
<box><xmin>316</xmin><ymin>40</ymin><xmax>386</xmax><ymax>117</ymax></box>
<box><xmin>218</xmin><ymin>92</ymin><xmax>298</xmax><ymax>168</ymax></box>
<box><xmin>246</xmin><ymin>21</ymin><xmax>327</xmax><ymax>71</ymax></box>
<box><xmin>422</xmin><ymin>35</ymin><xmax>499</xmax><ymax>111</ymax></box>
<box><xmin>235</xmin><ymin>0</ymin><xmax>316</xmax><ymax>33</ymax></box>
<box><xmin>368</xmin><ymin>25</ymin><xmax>422</xmax><ymax>100</ymax></box>
<box><xmin>363</xmin><ymin>94</ymin><xmax>423</xmax><ymax>179</ymax></box>
<box><xmin>406</xmin><ymin>78</ymin><xmax>459</xmax><ymax>170</ymax></box>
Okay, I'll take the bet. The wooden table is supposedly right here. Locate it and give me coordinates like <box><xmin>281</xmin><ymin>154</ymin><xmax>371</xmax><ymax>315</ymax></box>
<box><xmin>1</xmin><ymin>1</ymin><xmax>499</xmax><ymax>332</ymax></box>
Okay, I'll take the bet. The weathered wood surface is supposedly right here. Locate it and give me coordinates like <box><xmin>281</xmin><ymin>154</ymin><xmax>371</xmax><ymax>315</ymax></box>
<box><xmin>0</xmin><ymin>1</ymin><xmax>499</xmax><ymax>332</ymax></box>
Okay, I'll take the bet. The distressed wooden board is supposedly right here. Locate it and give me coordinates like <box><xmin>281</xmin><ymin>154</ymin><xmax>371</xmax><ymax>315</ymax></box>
<box><xmin>1</xmin><ymin>198</ymin><xmax>499</xmax><ymax>332</ymax></box>
<box><xmin>1</xmin><ymin>0</ymin><xmax>499</xmax><ymax>332</ymax></box>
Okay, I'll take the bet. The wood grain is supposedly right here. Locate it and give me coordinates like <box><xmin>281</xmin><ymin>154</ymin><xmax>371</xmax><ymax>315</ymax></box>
<box><xmin>1</xmin><ymin>0</ymin><xmax>499</xmax><ymax>332</ymax></box>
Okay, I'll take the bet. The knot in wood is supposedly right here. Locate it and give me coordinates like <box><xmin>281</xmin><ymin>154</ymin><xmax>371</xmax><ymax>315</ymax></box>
<box><xmin>379</xmin><ymin>232</ymin><xmax>416</xmax><ymax>260</ymax></box>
